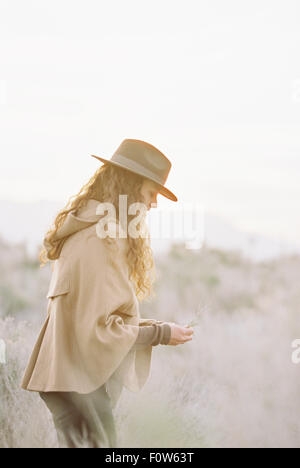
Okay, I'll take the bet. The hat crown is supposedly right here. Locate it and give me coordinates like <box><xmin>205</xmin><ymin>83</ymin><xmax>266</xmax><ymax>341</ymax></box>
<box><xmin>112</xmin><ymin>139</ymin><xmax>171</xmax><ymax>184</ymax></box>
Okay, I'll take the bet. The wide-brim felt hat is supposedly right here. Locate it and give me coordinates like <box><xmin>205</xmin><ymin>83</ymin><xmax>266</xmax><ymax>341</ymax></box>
<box><xmin>91</xmin><ymin>138</ymin><xmax>177</xmax><ymax>202</ymax></box>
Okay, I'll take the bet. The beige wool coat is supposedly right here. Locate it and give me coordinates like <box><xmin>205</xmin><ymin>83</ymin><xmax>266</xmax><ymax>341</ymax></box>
<box><xmin>20</xmin><ymin>199</ymin><xmax>163</xmax><ymax>408</ymax></box>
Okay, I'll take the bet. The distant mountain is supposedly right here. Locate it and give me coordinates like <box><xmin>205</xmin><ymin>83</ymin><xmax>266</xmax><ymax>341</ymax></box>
<box><xmin>198</xmin><ymin>213</ymin><xmax>300</xmax><ymax>261</ymax></box>
<box><xmin>0</xmin><ymin>199</ymin><xmax>62</xmax><ymax>254</ymax></box>
<box><xmin>0</xmin><ymin>199</ymin><xmax>299</xmax><ymax>261</ymax></box>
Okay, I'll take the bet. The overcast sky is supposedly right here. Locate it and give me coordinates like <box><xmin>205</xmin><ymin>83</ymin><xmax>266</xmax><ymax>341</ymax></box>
<box><xmin>0</xmin><ymin>0</ymin><xmax>299</xmax><ymax>245</ymax></box>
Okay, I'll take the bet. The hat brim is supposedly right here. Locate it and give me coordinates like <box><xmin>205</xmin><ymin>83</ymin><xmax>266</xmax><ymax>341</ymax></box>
<box><xmin>91</xmin><ymin>154</ymin><xmax>178</xmax><ymax>202</ymax></box>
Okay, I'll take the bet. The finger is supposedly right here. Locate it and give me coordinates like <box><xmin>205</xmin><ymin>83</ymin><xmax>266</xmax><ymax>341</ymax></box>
<box><xmin>183</xmin><ymin>336</ymin><xmax>193</xmax><ymax>342</ymax></box>
<box><xmin>184</xmin><ymin>328</ymin><xmax>194</xmax><ymax>335</ymax></box>
<box><xmin>178</xmin><ymin>336</ymin><xmax>192</xmax><ymax>344</ymax></box>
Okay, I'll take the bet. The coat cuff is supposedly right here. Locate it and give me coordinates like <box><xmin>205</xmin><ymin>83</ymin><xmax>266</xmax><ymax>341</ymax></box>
<box><xmin>135</xmin><ymin>323</ymin><xmax>171</xmax><ymax>346</ymax></box>
<box><xmin>139</xmin><ymin>318</ymin><xmax>164</xmax><ymax>326</ymax></box>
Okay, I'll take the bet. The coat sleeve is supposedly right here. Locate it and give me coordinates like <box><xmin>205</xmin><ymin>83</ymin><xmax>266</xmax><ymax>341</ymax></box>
<box><xmin>134</xmin><ymin>323</ymin><xmax>171</xmax><ymax>347</ymax></box>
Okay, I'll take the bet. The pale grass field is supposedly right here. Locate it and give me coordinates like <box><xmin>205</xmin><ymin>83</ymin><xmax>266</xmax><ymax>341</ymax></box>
<box><xmin>0</xmin><ymin>242</ymin><xmax>299</xmax><ymax>448</ymax></box>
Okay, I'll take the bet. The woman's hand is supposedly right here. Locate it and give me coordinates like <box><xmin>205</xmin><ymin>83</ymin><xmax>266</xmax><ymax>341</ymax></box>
<box><xmin>166</xmin><ymin>323</ymin><xmax>194</xmax><ymax>346</ymax></box>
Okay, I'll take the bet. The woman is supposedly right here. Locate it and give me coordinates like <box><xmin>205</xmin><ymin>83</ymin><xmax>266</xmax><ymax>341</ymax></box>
<box><xmin>20</xmin><ymin>139</ymin><xmax>194</xmax><ymax>448</ymax></box>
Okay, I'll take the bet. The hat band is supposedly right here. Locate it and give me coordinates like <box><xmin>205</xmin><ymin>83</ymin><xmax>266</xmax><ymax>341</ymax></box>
<box><xmin>111</xmin><ymin>153</ymin><xmax>166</xmax><ymax>186</ymax></box>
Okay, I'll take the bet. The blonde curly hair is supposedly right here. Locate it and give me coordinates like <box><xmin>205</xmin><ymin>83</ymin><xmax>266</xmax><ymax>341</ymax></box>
<box><xmin>39</xmin><ymin>163</ymin><xmax>157</xmax><ymax>302</ymax></box>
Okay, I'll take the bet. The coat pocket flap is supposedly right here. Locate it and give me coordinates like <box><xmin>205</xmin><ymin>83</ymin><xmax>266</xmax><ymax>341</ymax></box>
<box><xmin>46</xmin><ymin>277</ymin><xmax>70</xmax><ymax>299</ymax></box>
